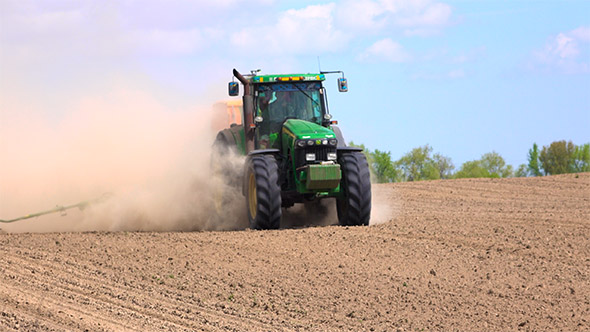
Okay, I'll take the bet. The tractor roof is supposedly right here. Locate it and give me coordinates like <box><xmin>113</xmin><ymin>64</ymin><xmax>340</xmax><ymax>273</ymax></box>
<box><xmin>251</xmin><ymin>73</ymin><xmax>325</xmax><ymax>83</ymax></box>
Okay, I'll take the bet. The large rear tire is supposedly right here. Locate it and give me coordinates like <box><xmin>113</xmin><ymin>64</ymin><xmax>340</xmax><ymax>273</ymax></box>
<box><xmin>245</xmin><ymin>155</ymin><xmax>282</xmax><ymax>230</ymax></box>
<box><xmin>337</xmin><ymin>152</ymin><xmax>371</xmax><ymax>226</ymax></box>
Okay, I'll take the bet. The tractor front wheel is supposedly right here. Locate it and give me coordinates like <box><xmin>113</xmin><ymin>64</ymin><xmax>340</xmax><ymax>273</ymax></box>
<box><xmin>245</xmin><ymin>155</ymin><xmax>282</xmax><ymax>229</ymax></box>
<box><xmin>337</xmin><ymin>152</ymin><xmax>371</xmax><ymax>226</ymax></box>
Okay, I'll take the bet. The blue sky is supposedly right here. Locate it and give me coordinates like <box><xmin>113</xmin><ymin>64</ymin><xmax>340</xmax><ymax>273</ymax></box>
<box><xmin>1</xmin><ymin>0</ymin><xmax>589</xmax><ymax>168</ymax></box>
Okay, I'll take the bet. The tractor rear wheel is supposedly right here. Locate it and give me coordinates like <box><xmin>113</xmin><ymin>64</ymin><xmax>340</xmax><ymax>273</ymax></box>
<box><xmin>337</xmin><ymin>152</ymin><xmax>371</xmax><ymax>226</ymax></box>
<box><xmin>245</xmin><ymin>155</ymin><xmax>282</xmax><ymax>229</ymax></box>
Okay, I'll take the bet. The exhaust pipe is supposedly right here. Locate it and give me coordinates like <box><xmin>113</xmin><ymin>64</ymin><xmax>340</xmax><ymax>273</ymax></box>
<box><xmin>233</xmin><ymin>69</ymin><xmax>254</xmax><ymax>153</ymax></box>
<box><xmin>233</xmin><ymin>68</ymin><xmax>249</xmax><ymax>93</ymax></box>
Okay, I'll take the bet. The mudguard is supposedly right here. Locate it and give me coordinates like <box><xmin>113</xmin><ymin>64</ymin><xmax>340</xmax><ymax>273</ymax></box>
<box><xmin>337</xmin><ymin>146</ymin><xmax>363</xmax><ymax>155</ymax></box>
<box><xmin>215</xmin><ymin>129</ymin><xmax>236</xmax><ymax>147</ymax></box>
<box><xmin>247</xmin><ymin>149</ymin><xmax>280</xmax><ymax>156</ymax></box>
<box><xmin>331</xmin><ymin>125</ymin><xmax>347</xmax><ymax>148</ymax></box>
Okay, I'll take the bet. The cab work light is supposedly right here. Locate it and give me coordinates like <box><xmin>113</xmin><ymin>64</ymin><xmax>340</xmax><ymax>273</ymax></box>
<box><xmin>277</xmin><ymin>76</ymin><xmax>304</xmax><ymax>81</ymax></box>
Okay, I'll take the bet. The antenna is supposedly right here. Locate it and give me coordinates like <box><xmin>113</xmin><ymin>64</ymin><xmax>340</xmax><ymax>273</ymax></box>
<box><xmin>317</xmin><ymin>56</ymin><xmax>322</xmax><ymax>72</ymax></box>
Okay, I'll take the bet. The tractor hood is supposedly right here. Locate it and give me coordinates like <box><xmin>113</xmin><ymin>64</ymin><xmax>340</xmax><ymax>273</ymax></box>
<box><xmin>282</xmin><ymin>119</ymin><xmax>336</xmax><ymax>140</ymax></box>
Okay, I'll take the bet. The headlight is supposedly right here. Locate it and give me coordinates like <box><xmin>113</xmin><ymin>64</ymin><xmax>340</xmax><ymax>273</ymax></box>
<box><xmin>327</xmin><ymin>152</ymin><xmax>337</xmax><ymax>160</ymax></box>
<box><xmin>297</xmin><ymin>138</ymin><xmax>337</xmax><ymax>147</ymax></box>
<box><xmin>306</xmin><ymin>153</ymin><xmax>316</xmax><ymax>161</ymax></box>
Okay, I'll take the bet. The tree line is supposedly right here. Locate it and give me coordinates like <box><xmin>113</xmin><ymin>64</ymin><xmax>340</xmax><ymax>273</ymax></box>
<box><xmin>349</xmin><ymin>140</ymin><xmax>590</xmax><ymax>183</ymax></box>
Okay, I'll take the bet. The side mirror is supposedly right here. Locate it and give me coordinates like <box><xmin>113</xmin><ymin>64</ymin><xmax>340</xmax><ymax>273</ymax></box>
<box><xmin>337</xmin><ymin>78</ymin><xmax>348</xmax><ymax>92</ymax></box>
<box><xmin>228</xmin><ymin>82</ymin><xmax>239</xmax><ymax>96</ymax></box>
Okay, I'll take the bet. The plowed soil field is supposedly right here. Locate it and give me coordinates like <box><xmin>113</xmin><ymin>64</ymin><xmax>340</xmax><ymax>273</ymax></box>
<box><xmin>1</xmin><ymin>173</ymin><xmax>589</xmax><ymax>331</ymax></box>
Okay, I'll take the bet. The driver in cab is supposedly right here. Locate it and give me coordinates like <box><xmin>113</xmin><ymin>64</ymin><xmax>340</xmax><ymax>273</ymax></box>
<box><xmin>257</xmin><ymin>91</ymin><xmax>303</xmax><ymax>149</ymax></box>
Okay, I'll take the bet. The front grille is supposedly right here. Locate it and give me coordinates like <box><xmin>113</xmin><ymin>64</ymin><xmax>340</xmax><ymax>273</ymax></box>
<box><xmin>295</xmin><ymin>146</ymin><xmax>335</xmax><ymax>169</ymax></box>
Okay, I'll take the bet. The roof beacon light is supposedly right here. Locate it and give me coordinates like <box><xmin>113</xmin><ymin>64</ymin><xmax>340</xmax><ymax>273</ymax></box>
<box><xmin>277</xmin><ymin>76</ymin><xmax>304</xmax><ymax>82</ymax></box>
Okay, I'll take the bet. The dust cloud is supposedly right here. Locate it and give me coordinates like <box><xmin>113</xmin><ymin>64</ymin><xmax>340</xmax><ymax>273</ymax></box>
<box><xmin>280</xmin><ymin>185</ymin><xmax>396</xmax><ymax>228</ymax></box>
<box><xmin>0</xmin><ymin>86</ymin><xmax>247</xmax><ymax>233</ymax></box>
<box><xmin>369</xmin><ymin>186</ymin><xmax>399</xmax><ymax>226</ymax></box>
<box><xmin>0</xmin><ymin>84</ymin><xmax>392</xmax><ymax>232</ymax></box>
<box><xmin>2</xmin><ymin>3</ymin><xmax>392</xmax><ymax>233</ymax></box>
<box><xmin>281</xmin><ymin>198</ymin><xmax>338</xmax><ymax>229</ymax></box>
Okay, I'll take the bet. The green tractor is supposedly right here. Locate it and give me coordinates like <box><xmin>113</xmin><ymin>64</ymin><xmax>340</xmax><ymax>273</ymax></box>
<box><xmin>213</xmin><ymin>69</ymin><xmax>371</xmax><ymax>229</ymax></box>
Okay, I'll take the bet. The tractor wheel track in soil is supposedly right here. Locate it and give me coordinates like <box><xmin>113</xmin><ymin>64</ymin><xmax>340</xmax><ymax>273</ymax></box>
<box><xmin>0</xmin><ymin>253</ymin><xmax>285</xmax><ymax>332</ymax></box>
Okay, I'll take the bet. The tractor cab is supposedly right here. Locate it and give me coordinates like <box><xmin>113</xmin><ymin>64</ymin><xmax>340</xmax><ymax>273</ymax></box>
<box><xmin>252</xmin><ymin>76</ymin><xmax>328</xmax><ymax>149</ymax></box>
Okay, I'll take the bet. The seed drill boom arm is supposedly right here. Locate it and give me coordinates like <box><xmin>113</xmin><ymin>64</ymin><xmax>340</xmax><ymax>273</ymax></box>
<box><xmin>0</xmin><ymin>193</ymin><xmax>112</xmax><ymax>223</ymax></box>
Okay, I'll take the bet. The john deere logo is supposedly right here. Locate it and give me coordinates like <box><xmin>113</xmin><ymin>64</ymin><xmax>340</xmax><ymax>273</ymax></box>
<box><xmin>316</xmin><ymin>140</ymin><xmax>321</xmax><ymax>145</ymax></box>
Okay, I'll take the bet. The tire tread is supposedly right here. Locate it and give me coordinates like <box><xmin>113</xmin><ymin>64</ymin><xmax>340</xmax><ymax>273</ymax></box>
<box><xmin>247</xmin><ymin>155</ymin><xmax>282</xmax><ymax>229</ymax></box>
<box><xmin>337</xmin><ymin>152</ymin><xmax>371</xmax><ymax>226</ymax></box>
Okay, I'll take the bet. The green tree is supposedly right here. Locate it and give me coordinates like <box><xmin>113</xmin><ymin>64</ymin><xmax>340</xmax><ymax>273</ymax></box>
<box><xmin>433</xmin><ymin>153</ymin><xmax>455</xmax><ymax>179</ymax></box>
<box><xmin>515</xmin><ymin>164</ymin><xmax>528</xmax><ymax>177</ymax></box>
<box><xmin>571</xmin><ymin>143</ymin><xmax>590</xmax><ymax>173</ymax></box>
<box><xmin>349</xmin><ymin>142</ymin><xmax>399</xmax><ymax>183</ymax></box>
<box><xmin>539</xmin><ymin>140</ymin><xmax>575</xmax><ymax>175</ymax></box>
<box><xmin>371</xmin><ymin>149</ymin><xmax>399</xmax><ymax>183</ymax></box>
<box><xmin>480</xmin><ymin>151</ymin><xmax>513</xmax><ymax>178</ymax></box>
<box><xmin>454</xmin><ymin>151</ymin><xmax>513</xmax><ymax>179</ymax></box>
<box><xmin>453</xmin><ymin>160</ymin><xmax>490</xmax><ymax>179</ymax></box>
<box><xmin>527</xmin><ymin>143</ymin><xmax>542</xmax><ymax>176</ymax></box>
<box><xmin>395</xmin><ymin>145</ymin><xmax>440</xmax><ymax>181</ymax></box>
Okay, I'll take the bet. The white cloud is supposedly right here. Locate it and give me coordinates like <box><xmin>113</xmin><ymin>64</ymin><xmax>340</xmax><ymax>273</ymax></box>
<box><xmin>337</xmin><ymin>0</ymin><xmax>452</xmax><ymax>35</ymax></box>
<box><xmin>358</xmin><ymin>38</ymin><xmax>410</xmax><ymax>62</ymax></box>
<box><xmin>0</xmin><ymin>2</ymin><xmax>212</xmax><ymax>61</ymax></box>
<box><xmin>392</xmin><ymin>1</ymin><xmax>452</xmax><ymax>27</ymax></box>
<box><xmin>0</xmin><ymin>0</ymin><xmax>455</xmax><ymax>74</ymax></box>
<box><xmin>206</xmin><ymin>0</ymin><xmax>274</xmax><ymax>7</ymax></box>
<box><xmin>553</xmin><ymin>33</ymin><xmax>578</xmax><ymax>59</ymax></box>
<box><xmin>126</xmin><ymin>28</ymin><xmax>203</xmax><ymax>56</ymax></box>
<box><xmin>16</xmin><ymin>8</ymin><xmax>84</xmax><ymax>33</ymax></box>
<box><xmin>337</xmin><ymin>0</ymin><xmax>387</xmax><ymax>30</ymax></box>
<box><xmin>0</xmin><ymin>1</ymin><xmax>282</xmax><ymax>61</ymax></box>
<box><xmin>230</xmin><ymin>3</ymin><xmax>348</xmax><ymax>55</ymax></box>
<box><xmin>532</xmin><ymin>26</ymin><xmax>590</xmax><ymax>74</ymax></box>
<box><xmin>571</xmin><ymin>26</ymin><xmax>590</xmax><ymax>42</ymax></box>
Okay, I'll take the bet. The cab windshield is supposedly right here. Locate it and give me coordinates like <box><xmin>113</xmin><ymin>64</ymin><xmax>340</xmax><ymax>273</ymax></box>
<box><xmin>256</xmin><ymin>82</ymin><xmax>324</xmax><ymax>133</ymax></box>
